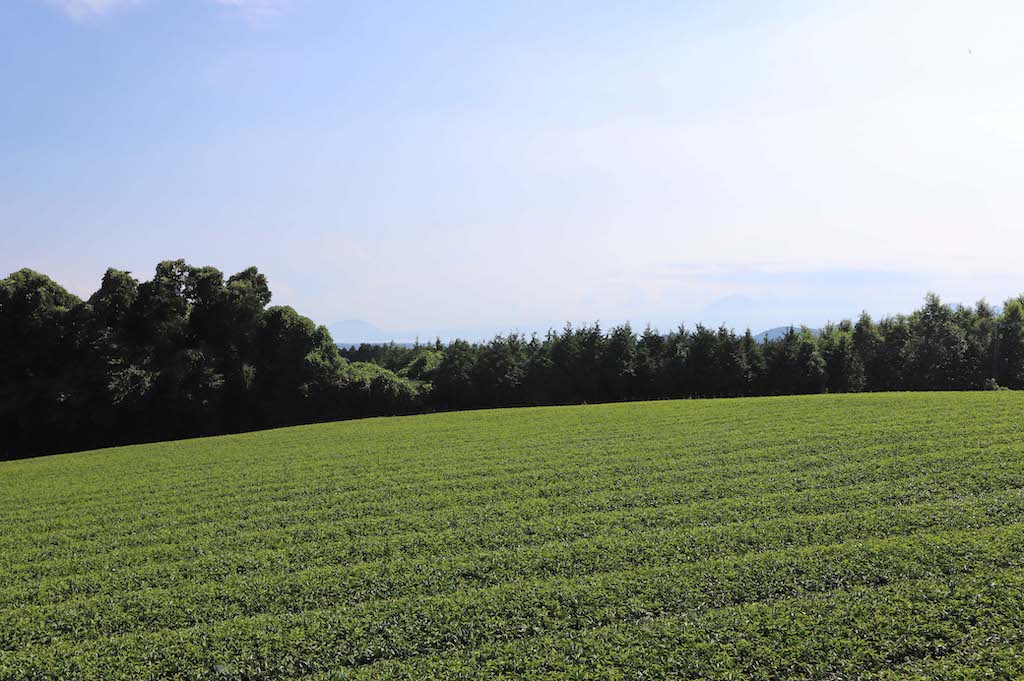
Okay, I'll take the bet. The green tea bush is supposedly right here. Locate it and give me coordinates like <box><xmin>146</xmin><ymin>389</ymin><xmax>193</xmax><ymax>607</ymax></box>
<box><xmin>2</xmin><ymin>392</ymin><xmax>1023</xmax><ymax>679</ymax></box>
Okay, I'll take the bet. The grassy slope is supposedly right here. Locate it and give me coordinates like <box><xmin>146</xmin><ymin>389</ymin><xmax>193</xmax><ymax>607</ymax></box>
<box><xmin>2</xmin><ymin>392</ymin><xmax>1024</xmax><ymax>679</ymax></box>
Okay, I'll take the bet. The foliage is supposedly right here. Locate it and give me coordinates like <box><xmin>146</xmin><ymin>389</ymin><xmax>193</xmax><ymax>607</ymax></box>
<box><xmin>5</xmin><ymin>262</ymin><xmax>1024</xmax><ymax>459</ymax></box>
<box><xmin>421</xmin><ymin>294</ymin><xmax>1024</xmax><ymax>410</ymax></box>
<box><xmin>0</xmin><ymin>262</ymin><xmax>423</xmax><ymax>460</ymax></box>
<box><xmin>2</xmin><ymin>393</ymin><xmax>1024</xmax><ymax>677</ymax></box>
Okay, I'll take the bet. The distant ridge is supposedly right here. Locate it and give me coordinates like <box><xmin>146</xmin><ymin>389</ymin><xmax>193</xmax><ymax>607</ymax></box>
<box><xmin>336</xmin><ymin>341</ymin><xmax>419</xmax><ymax>350</ymax></box>
<box><xmin>754</xmin><ymin>326</ymin><xmax>822</xmax><ymax>343</ymax></box>
<box><xmin>327</xmin><ymin>319</ymin><xmax>414</xmax><ymax>346</ymax></box>
<box><xmin>331</xmin><ymin>319</ymin><xmax>825</xmax><ymax>346</ymax></box>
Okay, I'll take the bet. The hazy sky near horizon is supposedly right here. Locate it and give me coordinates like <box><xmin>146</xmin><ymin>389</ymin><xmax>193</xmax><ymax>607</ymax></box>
<box><xmin>3</xmin><ymin>0</ymin><xmax>1024</xmax><ymax>338</ymax></box>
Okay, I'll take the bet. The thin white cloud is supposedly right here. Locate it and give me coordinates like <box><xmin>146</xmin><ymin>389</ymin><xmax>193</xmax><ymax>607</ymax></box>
<box><xmin>45</xmin><ymin>0</ymin><xmax>288</xmax><ymax>21</ymax></box>
<box><xmin>210</xmin><ymin>0</ymin><xmax>288</xmax><ymax>20</ymax></box>
<box><xmin>46</xmin><ymin>0</ymin><xmax>142</xmax><ymax>20</ymax></box>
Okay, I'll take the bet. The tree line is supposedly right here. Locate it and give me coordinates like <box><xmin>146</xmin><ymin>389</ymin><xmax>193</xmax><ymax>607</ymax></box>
<box><xmin>354</xmin><ymin>293</ymin><xmax>1024</xmax><ymax>410</ymax></box>
<box><xmin>1</xmin><ymin>262</ymin><xmax>422</xmax><ymax>460</ymax></box>
<box><xmin>3</xmin><ymin>261</ymin><xmax>1024</xmax><ymax>459</ymax></box>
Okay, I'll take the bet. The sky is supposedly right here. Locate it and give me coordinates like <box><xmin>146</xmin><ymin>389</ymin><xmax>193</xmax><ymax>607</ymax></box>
<box><xmin>3</xmin><ymin>1</ymin><xmax>1024</xmax><ymax>340</ymax></box>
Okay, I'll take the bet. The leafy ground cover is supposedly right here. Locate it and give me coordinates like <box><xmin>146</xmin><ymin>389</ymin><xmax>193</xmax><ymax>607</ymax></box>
<box><xmin>2</xmin><ymin>392</ymin><xmax>1024</xmax><ymax>679</ymax></box>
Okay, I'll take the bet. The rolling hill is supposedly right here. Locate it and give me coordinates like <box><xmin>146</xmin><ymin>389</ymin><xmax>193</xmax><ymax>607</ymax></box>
<box><xmin>2</xmin><ymin>392</ymin><xmax>1024</xmax><ymax>678</ymax></box>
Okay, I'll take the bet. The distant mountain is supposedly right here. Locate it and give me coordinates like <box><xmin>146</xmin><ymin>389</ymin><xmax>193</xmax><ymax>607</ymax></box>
<box><xmin>329</xmin><ymin>318</ymin><xmax>827</xmax><ymax>347</ymax></box>
<box><xmin>326</xmin><ymin>319</ymin><xmax>564</xmax><ymax>346</ymax></box>
<box><xmin>754</xmin><ymin>326</ymin><xmax>822</xmax><ymax>343</ymax></box>
<box><xmin>328</xmin><ymin>320</ymin><xmax>413</xmax><ymax>346</ymax></box>
<box><xmin>336</xmin><ymin>341</ymin><xmax>420</xmax><ymax>350</ymax></box>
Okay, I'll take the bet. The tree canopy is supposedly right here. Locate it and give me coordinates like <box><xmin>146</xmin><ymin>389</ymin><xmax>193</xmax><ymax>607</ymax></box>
<box><xmin>3</xmin><ymin>261</ymin><xmax>1022</xmax><ymax>459</ymax></box>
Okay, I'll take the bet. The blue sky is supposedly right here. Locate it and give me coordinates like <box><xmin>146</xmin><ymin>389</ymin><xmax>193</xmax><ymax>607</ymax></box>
<box><xmin>3</xmin><ymin>1</ymin><xmax>1023</xmax><ymax>340</ymax></box>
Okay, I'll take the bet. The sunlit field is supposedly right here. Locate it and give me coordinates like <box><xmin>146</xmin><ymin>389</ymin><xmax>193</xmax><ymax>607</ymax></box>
<box><xmin>3</xmin><ymin>392</ymin><xmax>1024</xmax><ymax>679</ymax></box>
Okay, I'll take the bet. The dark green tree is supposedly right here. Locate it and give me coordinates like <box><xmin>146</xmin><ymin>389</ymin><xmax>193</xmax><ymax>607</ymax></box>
<box><xmin>819</xmin><ymin>321</ymin><xmax>862</xmax><ymax>393</ymax></box>
<box><xmin>998</xmin><ymin>299</ymin><xmax>1024</xmax><ymax>389</ymax></box>
<box><xmin>852</xmin><ymin>312</ymin><xmax>882</xmax><ymax>391</ymax></box>
<box><xmin>908</xmin><ymin>293</ymin><xmax>966</xmax><ymax>390</ymax></box>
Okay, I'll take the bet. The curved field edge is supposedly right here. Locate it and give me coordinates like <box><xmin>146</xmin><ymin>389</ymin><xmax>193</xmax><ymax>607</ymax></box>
<box><xmin>1</xmin><ymin>392</ymin><xmax>1024</xmax><ymax>679</ymax></box>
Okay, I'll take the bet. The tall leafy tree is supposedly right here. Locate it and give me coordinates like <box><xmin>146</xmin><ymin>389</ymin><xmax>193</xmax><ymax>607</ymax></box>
<box><xmin>684</xmin><ymin>324</ymin><xmax>718</xmax><ymax>397</ymax></box>
<box><xmin>713</xmin><ymin>326</ymin><xmax>744</xmax><ymax>397</ymax></box>
<box><xmin>635</xmin><ymin>325</ymin><xmax>667</xmax><ymax>399</ymax></box>
<box><xmin>852</xmin><ymin>312</ymin><xmax>882</xmax><ymax>391</ymax></box>
<box><xmin>962</xmin><ymin>301</ymin><xmax>998</xmax><ymax>389</ymax></box>
<box><xmin>0</xmin><ymin>270</ymin><xmax>83</xmax><ymax>454</ymax></box>
<box><xmin>433</xmin><ymin>339</ymin><xmax>479</xmax><ymax>410</ymax></box>
<box><xmin>739</xmin><ymin>329</ymin><xmax>765</xmax><ymax>395</ymax></box>
<box><xmin>998</xmin><ymin>299</ymin><xmax>1024</xmax><ymax>389</ymax></box>
<box><xmin>908</xmin><ymin>293</ymin><xmax>966</xmax><ymax>390</ymax></box>
<box><xmin>603</xmin><ymin>324</ymin><xmax>638</xmax><ymax>401</ymax></box>
<box><xmin>819</xmin><ymin>321</ymin><xmax>862</xmax><ymax>393</ymax></box>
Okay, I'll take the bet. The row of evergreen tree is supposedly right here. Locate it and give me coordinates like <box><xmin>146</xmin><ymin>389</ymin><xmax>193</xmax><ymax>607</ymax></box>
<box><xmin>424</xmin><ymin>294</ymin><xmax>1024</xmax><ymax>409</ymax></box>
<box><xmin>347</xmin><ymin>293</ymin><xmax>1021</xmax><ymax>409</ymax></box>
<box><xmin>4</xmin><ymin>261</ymin><xmax>1024</xmax><ymax>459</ymax></box>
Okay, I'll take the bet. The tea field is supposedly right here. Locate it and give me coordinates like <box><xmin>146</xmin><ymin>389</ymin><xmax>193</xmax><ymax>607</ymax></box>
<box><xmin>2</xmin><ymin>392</ymin><xmax>1024</xmax><ymax>679</ymax></box>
